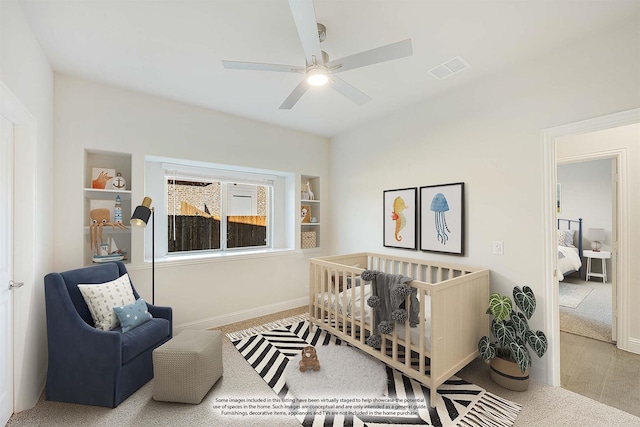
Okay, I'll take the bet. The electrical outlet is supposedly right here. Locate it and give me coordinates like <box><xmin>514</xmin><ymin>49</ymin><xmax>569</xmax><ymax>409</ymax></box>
<box><xmin>493</xmin><ymin>241</ymin><xmax>504</xmax><ymax>255</ymax></box>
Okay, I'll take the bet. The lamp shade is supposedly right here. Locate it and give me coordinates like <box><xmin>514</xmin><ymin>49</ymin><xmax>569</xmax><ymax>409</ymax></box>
<box><xmin>131</xmin><ymin>197</ymin><xmax>152</xmax><ymax>227</ymax></box>
<box><xmin>588</xmin><ymin>228</ymin><xmax>605</xmax><ymax>242</ymax></box>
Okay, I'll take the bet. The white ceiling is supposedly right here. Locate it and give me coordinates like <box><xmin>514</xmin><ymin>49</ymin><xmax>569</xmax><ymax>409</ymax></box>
<box><xmin>19</xmin><ymin>0</ymin><xmax>640</xmax><ymax>138</ymax></box>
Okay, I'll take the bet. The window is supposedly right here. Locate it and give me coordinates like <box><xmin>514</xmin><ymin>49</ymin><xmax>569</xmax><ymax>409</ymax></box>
<box><xmin>166</xmin><ymin>178</ymin><xmax>270</xmax><ymax>252</ymax></box>
<box><xmin>143</xmin><ymin>157</ymin><xmax>293</xmax><ymax>261</ymax></box>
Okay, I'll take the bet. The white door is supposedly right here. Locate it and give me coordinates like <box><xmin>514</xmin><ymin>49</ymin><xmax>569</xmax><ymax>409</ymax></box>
<box><xmin>0</xmin><ymin>114</ymin><xmax>14</xmax><ymax>425</ymax></box>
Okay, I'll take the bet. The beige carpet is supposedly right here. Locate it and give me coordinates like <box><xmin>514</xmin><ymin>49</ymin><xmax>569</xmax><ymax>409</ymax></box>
<box><xmin>560</xmin><ymin>277</ymin><xmax>613</xmax><ymax>343</ymax></box>
<box><xmin>7</xmin><ymin>307</ymin><xmax>640</xmax><ymax>427</ymax></box>
<box><xmin>559</xmin><ymin>282</ymin><xmax>594</xmax><ymax>308</ymax></box>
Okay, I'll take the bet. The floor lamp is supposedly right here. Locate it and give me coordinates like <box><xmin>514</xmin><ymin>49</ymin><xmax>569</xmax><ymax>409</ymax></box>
<box><xmin>131</xmin><ymin>197</ymin><xmax>155</xmax><ymax>304</ymax></box>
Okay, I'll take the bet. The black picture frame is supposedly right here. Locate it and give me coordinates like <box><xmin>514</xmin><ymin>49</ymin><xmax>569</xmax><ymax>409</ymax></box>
<box><xmin>383</xmin><ymin>187</ymin><xmax>417</xmax><ymax>250</ymax></box>
<box><xmin>420</xmin><ymin>182</ymin><xmax>464</xmax><ymax>255</ymax></box>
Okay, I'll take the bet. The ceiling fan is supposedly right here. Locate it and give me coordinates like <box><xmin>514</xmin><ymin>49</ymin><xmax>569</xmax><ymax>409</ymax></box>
<box><xmin>222</xmin><ymin>0</ymin><xmax>413</xmax><ymax>109</ymax></box>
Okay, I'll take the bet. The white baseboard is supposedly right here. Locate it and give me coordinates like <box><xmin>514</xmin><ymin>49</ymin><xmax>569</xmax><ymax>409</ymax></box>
<box><xmin>625</xmin><ymin>337</ymin><xmax>640</xmax><ymax>355</ymax></box>
<box><xmin>529</xmin><ymin>363</ymin><xmax>546</xmax><ymax>385</ymax></box>
<box><xmin>173</xmin><ymin>296</ymin><xmax>308</xmax><ymax>333</ymax></box>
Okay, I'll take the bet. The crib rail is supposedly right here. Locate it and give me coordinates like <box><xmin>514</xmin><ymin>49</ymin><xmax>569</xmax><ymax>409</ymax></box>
<box><xmin>309</xmin><ymin>252</ymin><xmax>489</xmax><ymax>407</ymax></box>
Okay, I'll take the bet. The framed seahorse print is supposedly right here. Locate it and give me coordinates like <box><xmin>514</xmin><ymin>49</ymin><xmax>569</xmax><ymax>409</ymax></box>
<box><xmin>420</xmin><ymin>182</ymin><xmax>464</xmax><ymax>255</ymax></box>
<box><xmin>383</xmin><ymin>187</ymin><xmax>417</xmax><ymax>250</ymax></box>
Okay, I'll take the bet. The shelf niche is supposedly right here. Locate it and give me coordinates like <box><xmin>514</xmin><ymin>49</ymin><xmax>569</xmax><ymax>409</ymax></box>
<box><xmin>84</xmin><ymin>149</ymin><xmax>132</xmax><ymax>266</ymax></box>
<box><xmin>301</xmin><ymin>175</ymin><xmax>320</xmax><ymax>250</ymax></box>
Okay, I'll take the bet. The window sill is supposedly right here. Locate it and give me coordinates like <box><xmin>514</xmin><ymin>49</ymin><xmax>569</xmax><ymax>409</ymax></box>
<box><xmin>129</xmin><ymin>247</ymin><xmax>302</xmax><ymax>269</ymax></box>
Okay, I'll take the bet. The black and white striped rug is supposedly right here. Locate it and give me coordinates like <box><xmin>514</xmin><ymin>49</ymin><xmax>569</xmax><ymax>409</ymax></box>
<box><xmin>228</xmin><ymin>314</ymin><xmax>521</xmax><ymax>427</ymax></box>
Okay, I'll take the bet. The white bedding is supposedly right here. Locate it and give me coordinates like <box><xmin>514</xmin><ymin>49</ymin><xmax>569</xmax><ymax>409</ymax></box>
<box><xmin>317</xmin><ymin>284</ymin><xmax>432</xmax><ymax>352</ymax></box>
<box><xmin>558</xmin><ymin>245</ymin><xmax>582</xmax><ymax>281</ymax></box>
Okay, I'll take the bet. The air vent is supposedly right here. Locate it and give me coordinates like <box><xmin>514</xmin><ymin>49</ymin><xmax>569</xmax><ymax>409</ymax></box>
<box><xmin>428</xmin><ymin>56</ymin><xmax>471</xmax><ymax>80</ymax></box>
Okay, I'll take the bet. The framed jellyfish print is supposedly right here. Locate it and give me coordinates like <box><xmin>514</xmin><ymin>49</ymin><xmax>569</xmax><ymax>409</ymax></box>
<box><xmin>420</xmin><ymin>182</ymin><xmax>464</xmax><ymax>255</ymax></box>
<box><xmin>383</xmin><ymin>187</ymin><xmax>417</xmax><ymax>250</ymax></box>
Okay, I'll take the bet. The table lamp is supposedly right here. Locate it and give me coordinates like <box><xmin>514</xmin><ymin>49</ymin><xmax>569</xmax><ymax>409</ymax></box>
<box><xmin>588</xmin><ymin>228</ymin><xmax>605</xmax><ymax>252</ymax></box>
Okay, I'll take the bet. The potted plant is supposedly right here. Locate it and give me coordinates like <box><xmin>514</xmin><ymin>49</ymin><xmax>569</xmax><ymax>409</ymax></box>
<box><xmin>478</xmin><ymin>285</ymin><xmax>548</xmax><ymax>391</ymax></box>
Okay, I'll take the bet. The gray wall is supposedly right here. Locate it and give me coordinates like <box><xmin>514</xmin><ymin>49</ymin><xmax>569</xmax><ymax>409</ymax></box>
<box><xmin>557</xmin><ymin>159</ymin><xmax>612</xmax><ymax>275</ymax></box>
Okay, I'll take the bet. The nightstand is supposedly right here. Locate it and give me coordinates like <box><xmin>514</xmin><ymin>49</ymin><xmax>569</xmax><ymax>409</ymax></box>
<box><xmin>583</xmin><ymin>249</ymin><xmax>611</xmax><ymax>283</ymax></box>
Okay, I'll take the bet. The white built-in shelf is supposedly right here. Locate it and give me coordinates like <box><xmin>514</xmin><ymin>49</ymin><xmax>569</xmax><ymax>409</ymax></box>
<box><xmin>84</xmin><ymin>188</ymin><xmax>132</xmax><ymax>200</ymax></box>
<box><xmin>83</xmin><ymin>226</ymin><xmax>130</xmax><ymax>234</ymax></box>
<box><xmin>301</xmin><ymin>175</ymin><xmax>321</xmax><ymax>250</ymax></box>
<box><xmin>84</xmin><ymin>150</ymin><xmax>133</xmax><ymax>266</ymax></box>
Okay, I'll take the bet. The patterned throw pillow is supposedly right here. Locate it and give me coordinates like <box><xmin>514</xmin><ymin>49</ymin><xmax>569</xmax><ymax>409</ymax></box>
<box><xmin>113</xmin><ymin>298</ymin><xmax>153</xmax><ymax>333</ymax></box>
<box><xmin>557</xmin><ymin>230</ymin><xmax>575</xmax><ymax>247</ymax></box>
<box><xmin>78</xmin><ymin>273</ymin><xmax>137</xmax><ymax>331</ymax></box>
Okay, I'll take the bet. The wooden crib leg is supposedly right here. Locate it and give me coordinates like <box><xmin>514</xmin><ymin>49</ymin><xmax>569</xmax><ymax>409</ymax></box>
<box><xmin>431</xmin><ymin>386</ymin><xmax>437</xmax><ymax>408</ymax></box>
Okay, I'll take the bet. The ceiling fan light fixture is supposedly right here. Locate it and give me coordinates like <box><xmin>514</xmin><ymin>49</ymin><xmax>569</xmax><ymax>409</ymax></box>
<box><xmin>306</xmin><ymin>67</ymin><xmax>329</xmax><ymax>86</ymax></box>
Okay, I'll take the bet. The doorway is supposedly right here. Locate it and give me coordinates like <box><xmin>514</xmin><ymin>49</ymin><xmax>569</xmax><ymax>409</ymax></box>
<box><xmin>542</xmin><ymin>108</ymin><xmax>639</xmax><ymax>387</ymax></box>
<box><xmin>556</xmin><ymin>157</ymin><xmax>616</xmax><ymax>344</ymax></box>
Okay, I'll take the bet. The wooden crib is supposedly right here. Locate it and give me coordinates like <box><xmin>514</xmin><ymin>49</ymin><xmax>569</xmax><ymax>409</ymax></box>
<box><xmin>309</xmin><ymin>252</ymin><xmax>490</xmax><ymax>407</ymax></box>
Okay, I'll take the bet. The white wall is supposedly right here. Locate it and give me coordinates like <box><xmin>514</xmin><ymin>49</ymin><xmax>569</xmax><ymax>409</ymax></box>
<box><xmin>557</xmin><ymin>159</ymin><xmax>612</xmax><ymax>273</ymax></box>
<box><xmin>53</xmin><ymin>75</ymin><xmax>330</xmax><ymax>329</ymax></box>
<box><xmin>329</xmin><ymin>17</ymin><xmax>640</xmax><ymax>384</ymax></box>
<box><xmin>0</xmin><ymin>0</ymin><xmax>54</xmax><ymax>412</ymax></box>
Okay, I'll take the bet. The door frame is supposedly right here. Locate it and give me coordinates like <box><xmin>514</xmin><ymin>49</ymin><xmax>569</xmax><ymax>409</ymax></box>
<box><xmin>542</xmin><ymin>108</ymin><xmax>639</xmax><ymax>386</ymax></box>
<box><xmin>1</xmin><ymin>81</ymin><xmax>38</xmax><ymax>412</ymax></box>
<box><xmin>1</xmin><ymin>110</ymin><xmax>15</xmax><ymax>426</ymax></box>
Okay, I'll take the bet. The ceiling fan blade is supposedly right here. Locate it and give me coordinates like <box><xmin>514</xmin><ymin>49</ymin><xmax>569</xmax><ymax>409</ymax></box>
<box><xmin>279</xmin><ymin>79</ymin><xmax>309</xmax><ymax>109</ymax></box>
<box><xmin>222</xmin><ymin>60</ymin><xmax>302</xmax><ymax>73</ymax></box>
<box><xmin>328</xmin><ymin>75</ymin><xmax>372</xmax><ymax>105</ymax></box>
<box><xmin>328</xmin><ymin>39</ymin><xmax>413</xmax><ymax>74</ymax></box>
<box><xmin>288</xmin><ymin>0</ymin><xmax>324</xmax><ymax>65</ymax></box>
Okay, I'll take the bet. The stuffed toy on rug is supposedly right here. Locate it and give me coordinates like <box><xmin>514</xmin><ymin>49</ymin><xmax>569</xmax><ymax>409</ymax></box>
<box><xmin>362</xmin><ymin>270</ymin><xmax>419</xmax><ymax>348</ymax></box>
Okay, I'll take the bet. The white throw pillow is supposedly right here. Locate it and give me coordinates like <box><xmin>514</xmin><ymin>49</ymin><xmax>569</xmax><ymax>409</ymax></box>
<box><xmin>78</xmin><ymin>273</ymin><xmax>137</xmax><ymax>331</ymax></box>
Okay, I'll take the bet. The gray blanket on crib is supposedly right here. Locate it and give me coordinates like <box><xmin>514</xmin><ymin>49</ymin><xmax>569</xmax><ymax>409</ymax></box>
<box><xmin>363</xmin><ymin>270</ymin><xmax>419</xmax><ymax>347</ymax></box>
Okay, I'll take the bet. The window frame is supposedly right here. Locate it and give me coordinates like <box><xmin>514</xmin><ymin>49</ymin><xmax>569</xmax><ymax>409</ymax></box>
<box><xmin>166</xmin><ymin>176</ymin><xmax>272</xmax><ymax>254</ymax></box>
<box><xmin>143</xmin><ymin>157</ymin><xmax>294</xmax><ymax>263</ymax></box>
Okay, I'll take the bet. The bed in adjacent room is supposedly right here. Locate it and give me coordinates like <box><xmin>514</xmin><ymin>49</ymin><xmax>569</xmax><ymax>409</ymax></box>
<box><xmin>557</xmin><ymin>218</ymin><xmax>583</xmax><ymax>281</ymax></box>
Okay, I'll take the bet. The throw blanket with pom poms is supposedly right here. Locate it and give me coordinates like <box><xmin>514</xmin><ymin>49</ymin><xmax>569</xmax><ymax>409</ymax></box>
<box><xmin>361</xmin><ymin>270</ymin><xmax>419</xmax><ymax>348</ymax></box>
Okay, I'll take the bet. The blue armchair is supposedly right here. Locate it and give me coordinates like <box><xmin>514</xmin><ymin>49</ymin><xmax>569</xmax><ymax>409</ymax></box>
<box><xmin>44</xmin><ymin>261</ymin><xmax>172</xmax><ymax>408</ymax></box>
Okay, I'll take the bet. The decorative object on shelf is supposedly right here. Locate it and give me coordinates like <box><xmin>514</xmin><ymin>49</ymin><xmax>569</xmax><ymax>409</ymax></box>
<box><xmin>298</xmin><ymin>345</ymin><xmax>320</xmax><ymax>372</ymax></box>
<box><xmin>420</xmin><ymin>182</ymin><xmax>464</xmax><ymax>255</ymax></box>
<box><xmin>588</xmin><ymin>227</ymin><xmax>605</xmax><ymax>252</ymax></box>
<box><xmin>310</xmin><ymin>217</ymin><xmax>317</xmax><ymax>223</ymax></box>
<box><xmin>99</xmin><ymin>243</ymin><xmax>109</xmax><ymax>256</ymax></box>
<box><xmin>89</xmin><ymin>208</ymin><xmax>128</xmax><ymax>256</ymax></box>
<box><xmin>91</xmin><ymin>167</ymin><xmax>115</xmax><ymax>189</ymax></box>
<box><xmin>131</xmin><ymin>197</ymin><xmax>156</xmax><ymax>304</ymax></box>
<box><xmin>89</xmin><ymin>199</ymin><xmax>115</xmax><ymax>222</ymax></box>
<box><xmin>301</xmin><ymin>231</ymin><xmax>316</xmax><ymax>249</ymax></box>
<box><xmin>92</xmin><ymin>237</ymin><xmax>126</xmax><ymax>263</ymax></box>
<box><xmin>383</xmin><ymin>187</ymin><xmax>417</xmax><ymax>250</ymax></box>
<box><xmin>114</xmin><ymin>195</ymin><xmax>123</xmax><ymax>224</ymax></box>
<box><xmin>301</xmin><ymin>205</ymin><xmax>311</xmax><ymax>223</ymax></box>
<box><xmin>111</xmin><ymin>172</ymin><xmax>126</xmax><ymax>190</ymax></box>
<box><xmin>302</xmin><ymin>181</ymin><xmax>315</xmax><ymax>200</ymax></box>
<box><xmin>478</xmin><ymin>285</ymin><xmax>548</xmax><ymax>391</ymax></box>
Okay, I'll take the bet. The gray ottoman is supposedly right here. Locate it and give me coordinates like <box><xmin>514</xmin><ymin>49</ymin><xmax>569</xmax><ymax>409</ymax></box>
<box><xmin>152</xmin><ymin>329</ymin><xmax>223</xmax><ymax>404</ymax></box>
